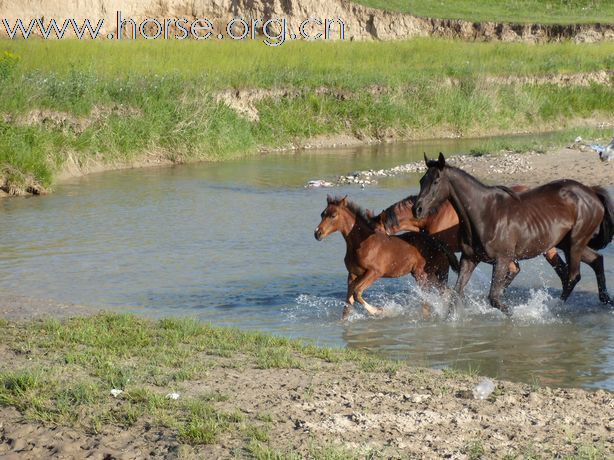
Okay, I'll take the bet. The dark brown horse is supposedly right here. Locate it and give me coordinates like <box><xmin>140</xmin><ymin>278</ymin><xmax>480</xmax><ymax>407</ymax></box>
<box><xmin>413</xmin><ymin>153</ymin><xmax>613</xmax><ymax>313</ymax></box>
<box><xmin>369</xmin><ymin>188</ymin><xmax>567</xmax><ymax>285</ymax></box>
<box><xmin>315</xmin><ymin>195</ymin><xmax>459</xmax><ymax>319</ymax></box>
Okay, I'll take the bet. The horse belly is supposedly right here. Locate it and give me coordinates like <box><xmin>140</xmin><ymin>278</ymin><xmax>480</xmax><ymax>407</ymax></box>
<box><xmin>512</xmin><ymin>219</ymin><xmax>572</xmax><ymax>260</ymax></box>
<box><xmin>379</xmin><ymin>240</ymin><xmax>421</xmax><ymax>278</ymax></box>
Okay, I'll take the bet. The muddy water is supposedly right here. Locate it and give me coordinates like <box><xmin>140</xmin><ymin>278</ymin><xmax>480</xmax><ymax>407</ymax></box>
<box><xmin>0</xmin><ymin>136</ymin><xmax>612</xmax><ymax>390</ymax></box>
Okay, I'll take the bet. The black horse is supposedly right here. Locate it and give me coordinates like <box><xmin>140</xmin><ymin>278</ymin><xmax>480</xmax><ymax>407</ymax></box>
<box><xmin>413</xmin><ymin>153</ymin><xmax>613</xmax><ymax>314</ymax></box>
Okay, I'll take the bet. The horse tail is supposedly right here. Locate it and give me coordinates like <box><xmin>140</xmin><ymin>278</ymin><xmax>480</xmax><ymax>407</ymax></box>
<box><xmin>426</xmin><ymin>233</ymin><xmax>459</xmax><ymax>273</ymax></box>
<box><xmin>589</xmin><ymin>186</ymin><xmax>614</xmax><ymax>250</ymax></box>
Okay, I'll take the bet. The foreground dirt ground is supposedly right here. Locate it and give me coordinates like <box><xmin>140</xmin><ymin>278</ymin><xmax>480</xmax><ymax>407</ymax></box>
<box><xmin>0</xmin><ymin>301</ymin><xmax>612</xmax><ymax>459</ymax></box>
<box><xmin>0</xmin><ymin>350</ymin><xmax>612</xmax><ymax>459</ymax></box>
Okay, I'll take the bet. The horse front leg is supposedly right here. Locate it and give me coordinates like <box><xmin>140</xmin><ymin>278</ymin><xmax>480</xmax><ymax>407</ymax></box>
<box><xmin>489</xmin><ymin>259</ymin><xmax>512</xmax><ymax>315</ymax></box>
<box><xmin>414</xmin><ymin>269</ymin><xmax>433</xmax><ymax>319</ymax></box>
<box><xmin>344</xmin><ymin>273</ymin><xmax>358</xmax><ymax>319</ymax></box>
<box><xmin>454</xmin><ymin>255</ymin><xmax>478</xmax><ymax>296</ymax></box>
<box><xmin>353</xmin><ymin>270</ymin><xmax>384</xmax><ymax>316</ymax></box>
<box><xmin>449</xmin><ymin>255</ymin><xmax>478</xmax><ymax>318</ymax></box>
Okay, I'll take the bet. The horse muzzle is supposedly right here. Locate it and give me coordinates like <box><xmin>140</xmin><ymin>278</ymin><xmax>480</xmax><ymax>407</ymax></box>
<box><xmin>314</xmin><ymin>228</ymin><xmax>323</xmax><ymax>241</ymax></box>
<box><xmin>413</xmin><ymin>203</ymin><xmax>424</xmax><ymax>219</ymax></box>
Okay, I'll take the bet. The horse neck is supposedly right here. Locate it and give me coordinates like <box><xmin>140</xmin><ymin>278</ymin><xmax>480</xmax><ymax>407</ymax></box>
<box><xmin>424</xmin><ymin>200</ymin><xmax>458</xmax><ymax>233</ymax></box>
<box><xmin>391</xmin><ymin>198</ymin><xmax>425</xmax><ymax>232</ymax></box>
<box><xmin>445</xmin><ymin>167</ymin><xmax>492</xmax><ymax>237</ymax></box>
<box><xmin>339</xmin><ymin>208</ymin><xmax>373</xmax><ymax>246</ymax></box>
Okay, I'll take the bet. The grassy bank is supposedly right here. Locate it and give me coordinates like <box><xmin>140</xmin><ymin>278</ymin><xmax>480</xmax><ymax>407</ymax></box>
<box><xmin>0</xmin><ymin>312</ymin><xmax>610</xmax><ymax>458</ymax></box>
<box><xmin>0</xmin><ymin>313</ymin><xmax>402</xmax><ymax>457</ymax></box>
<box><xmin>0</xmin><ymin>39</ymin><xmax>613</xmax><ymax>194</ymax></box>
<box><xmin>353</xmin><ymin>0</ymin><xmax>614</xmax><ymax>25</ymax></box>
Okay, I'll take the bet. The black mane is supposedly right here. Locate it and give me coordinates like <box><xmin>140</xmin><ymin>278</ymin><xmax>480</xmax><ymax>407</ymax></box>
<box><xmin>380</xmin><ymin>195</ymin><xmax>417</xmax><ymax>228</ymax></box>
<box><xmin>329</xmin><ymin>196</ymin><xmax>377</xmax><ymax>229</ymax></box>
<box><xmin>443</xmin><ymin>164</ymin><xmax>520</xmax><ymax>200</ymax></box>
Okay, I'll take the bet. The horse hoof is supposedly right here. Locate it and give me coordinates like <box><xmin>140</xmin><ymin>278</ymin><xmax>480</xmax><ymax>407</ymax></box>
<box><xmin>599</xmin><ymin>294</ymin><xmax>611</xmax><ymax>305</ymax></box>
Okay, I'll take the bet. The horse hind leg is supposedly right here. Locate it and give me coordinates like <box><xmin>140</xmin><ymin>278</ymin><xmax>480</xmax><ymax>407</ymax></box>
<box><xmin>543</xmin><ymin>248</ymin><xmax>568</xmax><ymax>288</ymax></box>
<box><xmin>561</xmin><ymin>246</ymin><xmax>583</xmax><ymax>302</ymax></box>
<box><xmin>581</xmin><ymin>247</ymin><xmax>612</xmax><ymax>305</ymax></box>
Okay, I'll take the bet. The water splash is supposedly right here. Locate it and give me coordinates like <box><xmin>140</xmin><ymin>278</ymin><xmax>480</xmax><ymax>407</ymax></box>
<box><xmin>510</xmin><ymin>288</ymin><xmax>560</xmax><ymax>324</ymax></box>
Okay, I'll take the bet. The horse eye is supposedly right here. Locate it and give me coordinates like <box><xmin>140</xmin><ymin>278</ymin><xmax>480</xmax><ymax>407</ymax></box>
<box><xmin>331</xmin><ymin>213</ymin><xmax>337</xmax><ymax>218</ymax></box>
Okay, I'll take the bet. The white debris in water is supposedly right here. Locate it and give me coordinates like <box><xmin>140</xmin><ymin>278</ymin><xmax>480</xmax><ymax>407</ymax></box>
<box><xmin>306</xmin><ymin>179</ymin><xmax>334</xmax><ymax>188</ymax></box>
<box><xmin>473</xmin><ymin>378</ymin><xmax>496</xmax><ymax>400</ymax></box>
<box><xmin>165</xmin><ymin>392</ymin><xmax>180</xmax><ymax>400</ymax></box>
<box><xmin>110</xmin><ymin>389</ymin><xmax>123</xmax><ymax>397</ymax></box>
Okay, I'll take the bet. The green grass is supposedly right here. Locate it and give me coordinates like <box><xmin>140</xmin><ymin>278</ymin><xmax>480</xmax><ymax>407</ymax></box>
<box><xmin>3</xmin><ymin>39</ymin><xmax>613</xmax><ymax>83</ymax></box>
<box><xmin>0</xmin><ymin>313</ymin><xmax>406</xmax><ymax>454</ymax></box>
<box><xmin>353</xmin><ymin>0</ymin><xmax>614</xmax><ymax>24</ymax></box>
<box><xmin>0</xmin><ymin>313</ymin><xmax>608</xmax><ymax>457</ymax></box>
<box><xmin>0</xmin><ymin>39</ymin><xmax>612</xmax><ymax>194</ymax></box>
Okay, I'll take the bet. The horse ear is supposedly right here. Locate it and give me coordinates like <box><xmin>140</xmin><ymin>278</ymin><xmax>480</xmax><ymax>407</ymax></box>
<box><xmin>326</xmin><ymin>194</ymin><xmax>333</xmax><ymax>203</ymax></box>
<box><xmin>437</xmin><ymin>152</ymin><xmax>446</xmax><ymax>169</ymax></box>
<box><xmin>341</xmin><ymin>195</ymin><xmax>348</xmax><ymax>205</ymax></box>
<box><xmin>423</xmin><ymin>152</ymin><xmax>429</xmax><ymax>166</ymax></box>
<box><xmin>366</xmin><ymin>209</ymin><xmax>374</xmax><ymax>218</ymax></box>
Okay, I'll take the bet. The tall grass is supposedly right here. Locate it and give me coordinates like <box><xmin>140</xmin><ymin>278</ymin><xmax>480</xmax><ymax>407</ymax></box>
<box><xmin>2</xmin><ymin>39</ymin><xmax>613</xmax><ymax>86</ymax></box>
<box><xmin>353</xmin><ymin>0</ymin><xmax>614</xmax><ymax>24</ymax></box>
<box><xmin>0</xmin><ymin>39</ymin><xmax>612</xmax><ymax>193</ymax></box>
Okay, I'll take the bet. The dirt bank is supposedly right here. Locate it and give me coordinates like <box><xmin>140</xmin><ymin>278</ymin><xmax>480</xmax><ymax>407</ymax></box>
<box><xmin>0</xmin><ymin>308</ymin><xmax>611</xmax><ymax>458</ymax></box>
<box><xmin>1</xmin><ymin>0</ymin><xmax>612</xmax><ymax>42</ymax></box>
<box><xmin>451</xmin><ymin>147</ymin><xmax>614</xmax><ymax>187</ymax></box>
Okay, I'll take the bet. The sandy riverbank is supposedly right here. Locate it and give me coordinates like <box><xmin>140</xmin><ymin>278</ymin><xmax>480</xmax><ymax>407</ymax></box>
<box><xmin>457</xmin><ymin>147</ymin><xmax>612</xmax><ymax>187</ymax></box>
<box><xmin>324</xmin><ymin>145</ymin><xmax>612</xmax><ymax>189</ymax></box>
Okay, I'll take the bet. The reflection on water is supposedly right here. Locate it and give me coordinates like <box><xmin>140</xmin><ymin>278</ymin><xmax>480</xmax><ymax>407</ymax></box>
<box><xmin>0</xmin><ymin>136</ymin><xmax>612</xmax><ymax>390</ymax></box>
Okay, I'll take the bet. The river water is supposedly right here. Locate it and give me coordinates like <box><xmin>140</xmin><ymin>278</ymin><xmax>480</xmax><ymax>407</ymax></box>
<box><xmin>1</xmin><ymin>137</ymin><xmax>612</xmax><ymax>390</ymax></box>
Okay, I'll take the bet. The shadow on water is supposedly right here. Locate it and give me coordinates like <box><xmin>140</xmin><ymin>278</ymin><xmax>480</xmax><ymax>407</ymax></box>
<box><xmin>0</xmin><ymin>135</ymin><xmax>612</xmax><ymax>390</ymax></box>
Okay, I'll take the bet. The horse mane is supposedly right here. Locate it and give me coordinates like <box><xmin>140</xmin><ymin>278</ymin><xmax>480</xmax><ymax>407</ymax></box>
<box><xmin>496</xmin><ymin>185</ymin><xmax>521</xmax><ymax>199</ymax></box>
<box><xmin>329</xmin><ymin>196</ymin><xmax>376</xmax><ymax>228</ymax></box>
<box><xmin>380</xmin><ymin>195</ymin><xmax>417</xmax><ymax>228</ymax></box>
<box><xmin>445</xmin><ymin>165</ymin><xmax>520</xmax><ymax>201</ymax></box>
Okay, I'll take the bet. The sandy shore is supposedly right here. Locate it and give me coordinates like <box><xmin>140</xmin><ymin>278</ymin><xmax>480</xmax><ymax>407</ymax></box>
<box><xmin>328</xmin><ymin>146</ymin><xmax>612</xmax><ymax>189</ymax></box>
<box><xmin>460</xmin><ymin>147</ymin><xmax>612</xmax><ymax>187</ymax></box>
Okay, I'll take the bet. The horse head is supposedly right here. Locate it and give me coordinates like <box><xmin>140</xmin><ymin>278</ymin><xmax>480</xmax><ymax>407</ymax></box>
<box><xmin>414</xmin><ymin>152</ymin><xmax>449</xmax><ymax>219</ymax></box>
<box><xmin>314</xmin><ymin>195</ymin><xmax>348</xmax><ymax>241</ymax></box>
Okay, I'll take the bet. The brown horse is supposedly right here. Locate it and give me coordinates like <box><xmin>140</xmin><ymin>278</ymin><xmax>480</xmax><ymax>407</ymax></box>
<box><xmin>369</xmin><ymin>188</ymin><xmax>567</xmax><ymax>286</ymax></box>
<box><xmin>315</xmin><ymin>195</ymin><xmax>459</xmax><ymax>319</ymax></box>
<box><xmin>413</xmin><ymin>153</ymin><xmax>613</xmax><ymax>314</ymax></box>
